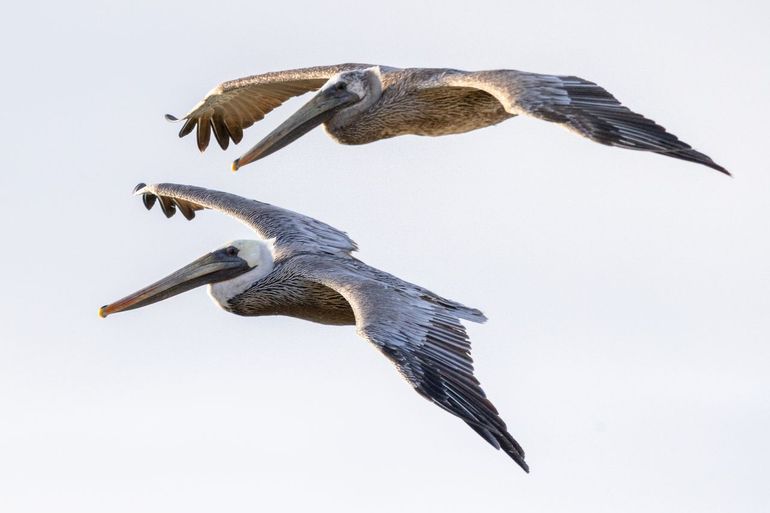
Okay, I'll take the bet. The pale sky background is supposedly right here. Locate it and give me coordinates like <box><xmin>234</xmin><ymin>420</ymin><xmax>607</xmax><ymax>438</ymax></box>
<box><xmin>1</xmin><ymin>1</ymin><xmax>768</xmax><ymax>512</ymax></box>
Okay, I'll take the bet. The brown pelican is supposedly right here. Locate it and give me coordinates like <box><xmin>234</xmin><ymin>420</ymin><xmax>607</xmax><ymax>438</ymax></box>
<box><xmin>100</xmin><ymin>183</ymin><xmax>529</xmax><ymax>472</ymax></box>
<box><xmin>167</xmin><ymin>64</ymin><xmax>728</xmax><ymax>174</ymax></box>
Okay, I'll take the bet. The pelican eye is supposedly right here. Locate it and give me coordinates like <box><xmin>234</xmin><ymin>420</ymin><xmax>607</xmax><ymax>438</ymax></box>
<box><xmin>335</xmin><ymin>82</ymin><xmax>347</xmax><ymax>91</ymax></box>
<box><xmin>225</xmin><ymin>246</ymin><xmax>238</xmax><ymax>257</ymax></box>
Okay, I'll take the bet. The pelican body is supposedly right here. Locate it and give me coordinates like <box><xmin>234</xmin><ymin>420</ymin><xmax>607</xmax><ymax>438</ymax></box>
<box><xmin>168</xmin><ymin>64</ymin><xmax>728</xmax><ymax>174</ymax></box>
<box><xmin>321</xmin><ymin>68</ymin><xmax>513</xmax><ymax>144</ymax></box>
<box><xmin>101</xmin><ymin>183</ymin><xmax>529</xmax><ymax>472</ymax></box>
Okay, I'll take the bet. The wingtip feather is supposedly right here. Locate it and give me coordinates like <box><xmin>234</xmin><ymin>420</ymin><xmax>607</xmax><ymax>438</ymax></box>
<box><xmin>707</xmin><ymin>161</ymin><xmax>731</xmax><ymax>176</ymax></box>
<box><xmin>498</xmin><ymin>435</ymin><xmax>529</xmax><ymax>472</ymax></box>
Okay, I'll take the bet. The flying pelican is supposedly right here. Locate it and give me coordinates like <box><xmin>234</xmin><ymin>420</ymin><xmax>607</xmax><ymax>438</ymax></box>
<box><xmin>100</xmin><ymin>182</ymin><xmax>529</xmax><ymax>472</ymax></box>
<box><xmin>167</xmin><ymin>64</ymin><xmax>728</xmax><ymax>174</ymax></box>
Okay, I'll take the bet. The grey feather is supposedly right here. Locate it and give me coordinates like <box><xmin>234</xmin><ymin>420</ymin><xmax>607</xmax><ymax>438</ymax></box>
<box><xmin>135</xmin><ymin>183</ymin><xmax>357</xmax><ymax>260</ymax></box>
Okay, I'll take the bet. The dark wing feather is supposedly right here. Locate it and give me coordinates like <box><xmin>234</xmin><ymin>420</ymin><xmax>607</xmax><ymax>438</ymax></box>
<box><xmin>438</xmin><ymin>70</ymin><xmax>729</xmax><ymax>174</ymax></box>
<box><xmin>167</xmin><ymin>64</ymin><xmax>374</xmax><ymax>151</ymax></box>
<box><xmin>304</xmin><ymin>260</ymin><xmax>529</xmax><ymax>472</ymax></box>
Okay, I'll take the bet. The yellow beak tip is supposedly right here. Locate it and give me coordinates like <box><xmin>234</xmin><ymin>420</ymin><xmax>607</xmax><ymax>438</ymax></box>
<box><xmin>98</xmin><ymin>306</ymin><xmax>108</xmax><ymax>318</ymax></box>
<box><xmin>231</xmin><ymin>160</ymin><xmax>239</xmax><ymax>172</ymax></box>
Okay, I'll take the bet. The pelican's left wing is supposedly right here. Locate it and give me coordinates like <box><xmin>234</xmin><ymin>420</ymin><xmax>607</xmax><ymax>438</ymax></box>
<box><xmin>429</xmin><ymin>69</ymin><xmax>728</xmax><ymax>174</ymax></box>
<box><xmin>301</xmin><ymin>259</ymin><xmax>529</xmax><ymax>472</ymax></box>
<box><xmin>133</xmin><ymin>183</ymin><xmax>357</xmax><ymax>258</ymax></box>
<box><xmin>167</xmin><ymin>64</ymin><xmax>375</xmax><ymax>151</ymax></box>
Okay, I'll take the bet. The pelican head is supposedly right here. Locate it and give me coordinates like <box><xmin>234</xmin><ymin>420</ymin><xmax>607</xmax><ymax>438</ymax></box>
<box><xmin>99</xmin><ymin>239</ymin><xmax>274</xmax><ymax>318</ymax></box>
<box><xmin>232</xmin><ymin>67</ymin><xmax>383</xmax><ymax>170</ymax></box>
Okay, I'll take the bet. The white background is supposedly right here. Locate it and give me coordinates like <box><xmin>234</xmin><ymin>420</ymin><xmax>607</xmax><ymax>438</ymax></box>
<box><xmin>1</xmin><ymin>1</ymin><xmax>768</xmax><ymax>511</ymax></box>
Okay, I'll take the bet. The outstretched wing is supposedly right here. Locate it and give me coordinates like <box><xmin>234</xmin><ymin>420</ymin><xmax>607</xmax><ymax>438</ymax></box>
<box><xmin>431</xmin><ymin>69</ymin><xmax>728</xmax><ymax>174</ymax></box>
<box><xmin>133</xmin><ymin>183</ymin><xmax>357</xmax><ymax>259</ymax></box>
<box><xmin>167</xmin><ymin>64</ymin><xmax>375</xmax><ymax>151</ymax></box>
<box><xmin>302</xmin><ymin>258</ymin><xmax>528</xmax><ymax>471</ymax></box>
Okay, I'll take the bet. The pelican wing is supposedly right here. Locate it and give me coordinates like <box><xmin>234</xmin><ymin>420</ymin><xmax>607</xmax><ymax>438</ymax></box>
<box><xmin>133</xmin><ymin>183</ymin><xmax>357</xmax><ymax>258</ymax></box>
<box><xmin>303</xmin><ymin>259</ymin><xmax>528</xmax><ymax>471</ymax></box>
<box><xmin>432</xmin><ymin>69</ymin><xmax>728</xmax><ymax>174</ymax></box>
<box><xmin>167</xmin><ymin>64</ymin><xmax>375</xmax><ymax>151</ymax></box>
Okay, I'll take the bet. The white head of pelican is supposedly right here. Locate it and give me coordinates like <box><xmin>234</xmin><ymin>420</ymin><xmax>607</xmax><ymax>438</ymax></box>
<box><xmin>99</xmin><ymin>239</ymin><xmax>274</xmax><ymax>318</ymax></box>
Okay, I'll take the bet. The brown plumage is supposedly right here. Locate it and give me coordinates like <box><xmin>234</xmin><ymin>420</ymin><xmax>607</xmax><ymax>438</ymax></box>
<box><xmin>226</xmin><ymin>264</ymin><xmax>355</xmax><ymax>325</ymax></box>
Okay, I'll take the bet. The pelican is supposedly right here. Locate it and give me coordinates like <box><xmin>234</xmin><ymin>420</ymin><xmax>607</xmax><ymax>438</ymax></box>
<box><xmin>167</xmin><ymin>64</ymin><xmax>728</xmax><ymax>174</ymax></box>
<box><xmin>100</xmin><ymin>182</ymin><xmax>529</xmax><ymax>472</ymax></box>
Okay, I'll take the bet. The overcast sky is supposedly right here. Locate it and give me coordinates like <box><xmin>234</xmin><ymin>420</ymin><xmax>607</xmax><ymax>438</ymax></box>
<box><xmin>1</xmin><ymin>0</ymin><xmax>768</xmax><ymax>512</ymax></box>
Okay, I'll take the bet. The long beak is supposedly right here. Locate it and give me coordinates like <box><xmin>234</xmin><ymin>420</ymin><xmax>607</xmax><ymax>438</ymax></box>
<box><xmin>232</xmin><ymin>87</ymin><xmax>360</xmax><ymax>170</ymax></box>
<box><xmin>99</xmin><ymin>251</ymin><xmax>248</xmax><ymax>318</ymax></box>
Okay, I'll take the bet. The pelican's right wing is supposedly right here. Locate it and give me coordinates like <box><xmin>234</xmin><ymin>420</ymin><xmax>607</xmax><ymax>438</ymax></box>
<box><xmin>301</xmin><ymin>258</ymin><xmax>528</xmax><ymax>471</ymax></box>
<box><xmin>167</xmin><ymin>64</ymin><xmax>374</xmax><ymax>151</ymax></box>
<box><xmin>133</xmin><ymin>183</ymin><xmax>357</xmax><ymax>259</ymax></box>
<box><xmin>432</xmin><ymin>69</ymin><xmax>729</xmax><ymax>174</ymax></box>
